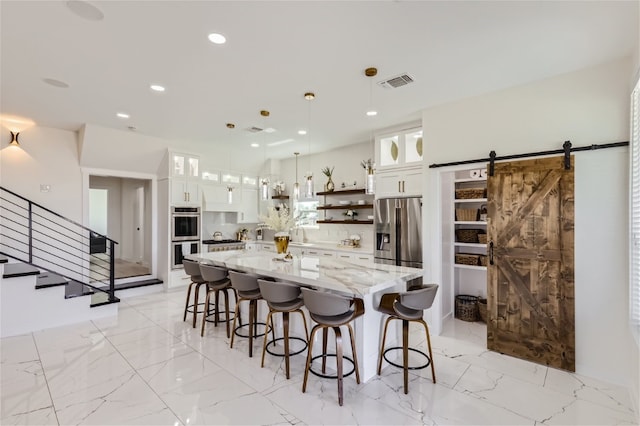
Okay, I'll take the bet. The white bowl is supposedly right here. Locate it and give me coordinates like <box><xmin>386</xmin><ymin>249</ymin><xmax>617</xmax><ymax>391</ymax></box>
<box><xmin>357</xmin><ymin>200</ymin><xmax>366</xmax><ymax>205</ymax></box>
<box><xmin>338</xmin><ymin>200</ymin><xmax>351</xmax><ymax>205</ymax></box>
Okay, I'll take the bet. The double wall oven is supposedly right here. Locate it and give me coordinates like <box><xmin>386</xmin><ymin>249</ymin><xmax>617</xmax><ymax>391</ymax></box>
<box><xmin>171</xmin><ymin>207</ymin><xmax>200</xmax><ymax>269</ymax></box>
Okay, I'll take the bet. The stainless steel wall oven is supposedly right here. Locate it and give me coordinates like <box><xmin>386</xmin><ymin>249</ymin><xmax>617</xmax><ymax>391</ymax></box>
<box><xmin>171</xmin><ymin>207</ymin><xmax>200</xmax><ymax>242</ymax></box>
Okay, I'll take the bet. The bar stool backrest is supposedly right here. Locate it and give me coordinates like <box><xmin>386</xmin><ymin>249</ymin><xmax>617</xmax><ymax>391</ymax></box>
<box><xmin>301</xmin><ymin>288</ymin><xmax>352</xmax><ymax>317</ymax></box>
<box><xmin>399</xmin><ymin>284</ymin><xmax>438</xmax><ymax>311</ymax></box>
<box><xmin>229</xmin><ymin>270</ymin><xmax>260</xmax><ymax>292</ymax></box>
<box><xmin>183</xmin><ymin>259</ymin><xmax>203</xmax><ymax>278</ymax></box>
<box><xmin>258</xmin><ymin>279</ymin><xmax>300</xmax><ymax>303</ymax></box>
<box><xmin>199</xmin><ymin>264</ymin><xmax>228</xmax><ymax>282</ymax></box>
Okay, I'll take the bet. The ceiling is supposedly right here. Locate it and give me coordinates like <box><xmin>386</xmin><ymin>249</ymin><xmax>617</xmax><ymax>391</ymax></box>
<box><xmin>1</xmin><ymin>1</ymin><xmax>638</xmax><ymax>159</ymax></box>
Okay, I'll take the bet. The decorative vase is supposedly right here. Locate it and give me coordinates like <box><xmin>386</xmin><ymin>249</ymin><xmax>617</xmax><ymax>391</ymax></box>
<box><xmin>274</xmin><ymin>233</ymin><xmax>290</xmax><ymax>254</ymax></box>
<box><xmin>325</xmin><ymin>177</ymin><xmax>335</xmax><ymax>192</ymax></box>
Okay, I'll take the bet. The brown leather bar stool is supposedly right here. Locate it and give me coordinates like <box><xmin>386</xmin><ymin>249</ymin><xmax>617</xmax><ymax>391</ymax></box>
<box><xmin>228</xmin><ymin>270</ymin><xmax>271</xmax><ymax>357</ymax></box>
<box><xmin>258</xmin><ymin>279</ymin><xmax>310</xmax><ymax>379</ymax></box>
<box><xmin>301</xmin><ymin>288</ymin><xmax>365</xmax><ymax>406</ymax></box>
<box><xmin>376</xmin><ymin>284</ymin><xmax>439</xmax><ymax>394</ymax></box>
<box><xmin>182</xmin><ymin>259</ymin><xmax>208</xmax><ymax>328</ymax></box>
<box><xmin>199</xmin><ymin>264</ymin><xmax>235</xmax><ymax>338</ymax></box>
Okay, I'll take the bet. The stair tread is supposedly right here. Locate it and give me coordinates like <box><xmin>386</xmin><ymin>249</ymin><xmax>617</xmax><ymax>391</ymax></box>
<box><xmin>97</xmin><ymin>278</ymin><xmax>163</xmax><ymax>292</ymax></box>
<box><xmin>90</xmin><ymin>292</ymin><xmax>120</xmax><ymax>307</ymax></box>
<box><xmin>36</xmin><ymin>272</ymin><xmax>69</xmax><ymax>289</ymax></box>
<box><xmin>3</xmin><ymin>263</ymin><xmax>41</xmax><ymax>278</ymax></box>
<box><xmin>64</xmin><ymin>280</ymin><xmax>95</xmax><ymax>299</ymax></box>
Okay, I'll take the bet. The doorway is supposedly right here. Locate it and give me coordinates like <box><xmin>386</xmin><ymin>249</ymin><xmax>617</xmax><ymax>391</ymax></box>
<box><xmin>89</xmin><ymin>176</ymin><xmax>152</xmax><ymax>279</ymax></box>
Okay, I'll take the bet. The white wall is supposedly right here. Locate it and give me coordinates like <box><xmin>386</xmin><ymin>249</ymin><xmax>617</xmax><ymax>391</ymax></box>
<box><xmin>422</xmin><ymin>57</ymin><xmax>637</xmax><ymax>388</ymax></box>
<box><xmin>279</xmin><ymin>142</ymin><xmax>373</xmax><ymax>193</ymax></box>
<box><xmin>0</xmin><ymin>126</ymin><xmax>82</xmax><ymax>221</ymax></box>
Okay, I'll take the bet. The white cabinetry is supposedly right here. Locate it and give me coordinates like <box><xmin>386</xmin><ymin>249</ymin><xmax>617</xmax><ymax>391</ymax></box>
<box><xmin>375</xmin><ymin>167</ymin><xmax>422</xmax><ymax>198</ymax></box>
<box><xmin>170</xmin><ymin>152</ymin><xmax>200</xmax><ymax>206</ymax></box>
<box><xmin>374</xmin><ymin>126</ymin><xmax>423</xmax><ymax>198</ymax></box>
<box><xmin>376</xmin><ymin>127</ymin><xmax>423</xmax><ymax>170</ymax></box>
<box><xmin>305</xmin><ymin>248</ymin><xmax>335</xmax><ymax>258</ymax></box>
<box><xmin>239</xmin><ymin>188</ymin><xmax>259</xmax><ymax>223</ymax></box>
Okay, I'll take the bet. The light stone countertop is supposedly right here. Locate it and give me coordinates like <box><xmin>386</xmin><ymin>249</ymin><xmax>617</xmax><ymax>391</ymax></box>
<box><xmin>185</xmin><ymin>250</ymin><xmax>422</xmax><ymax>297</ymax></box>
<box><xmin>247</xmin><ymin>239</ymin><xmax>373</xmax><ymax>255</ymax></box>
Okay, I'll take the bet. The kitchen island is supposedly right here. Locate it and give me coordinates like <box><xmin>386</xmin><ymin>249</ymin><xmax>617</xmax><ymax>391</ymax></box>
<box><xmin>186</xmin><ymin>250</ymin><xmax>424</xmax><ymax>381</ymax></box>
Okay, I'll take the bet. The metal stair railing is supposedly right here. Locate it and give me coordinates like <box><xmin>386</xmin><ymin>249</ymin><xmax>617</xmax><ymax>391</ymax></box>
<box><xmin>0</xmin><ymin>186</ymin><xmax>118</xmax><ymax>302</ymax></box>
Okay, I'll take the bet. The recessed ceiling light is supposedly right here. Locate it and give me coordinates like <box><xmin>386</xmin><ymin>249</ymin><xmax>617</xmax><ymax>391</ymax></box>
<box><xmin>150</xmin><ymin>84</ymin><xmax>165</xmax><ymax>92</ymax></box>
<box><xmin>66</xmin><ymin>0</ymin><xmax>104</xmax><ymax>21</ymax></box>
<box><xmin>116</xmin><ymin>112</ymin><xmax>129</xmax><ymax>119</ymax></box>
<box><xmin>263</xmin><ymin>127</ymin><xmax>276</xmax><ymax>133</ymax></box>
<box><xmin>298</xmin><ymin>130</ymin><xmax>307</xmax><ymax>135</ymax></box>
<box><xmin>43</xmin><ymin>78</ymin><xmax>69</xmax><ymax>88</ymax></box>
<box><xmin>208</xmin><ymin>33</ymin><xmax>226</xmax><ymax>44</ymax></box>
<box><xmin>366</xmin><ymin>110</ymin><xmax>378</xmax><ymax>116</ymax></box>
<box><xmin>250</xmin><ymin>143</ymin><xmax>260</xmax><ymax>148</ymax></box>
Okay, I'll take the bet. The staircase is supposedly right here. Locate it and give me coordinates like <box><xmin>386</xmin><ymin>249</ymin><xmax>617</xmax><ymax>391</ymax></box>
<box><xmin>0</xmin><ymin>186</ymin><xmax>160</xmax><ymax>337</ymax></box>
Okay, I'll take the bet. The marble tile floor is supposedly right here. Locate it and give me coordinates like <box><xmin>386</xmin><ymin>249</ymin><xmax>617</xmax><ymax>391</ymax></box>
<box><xmin>1</xmin><ymin>288</ymin><xmax>637</xmax><ymax>425</ymax></box>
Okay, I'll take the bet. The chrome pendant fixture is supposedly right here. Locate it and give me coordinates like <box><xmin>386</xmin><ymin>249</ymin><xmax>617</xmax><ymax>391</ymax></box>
<box><xmin>304</xmin><ymin>92</ymin><xmax>315</xmax><ymax>198</ymax></box>
<box><xmin>365</xmin><ymin>67</ymin><xmax>377</xmax><ymax>195</ymax></box>
<box><xmin>227</xmin><ymin>185</ymin><xmax>234</xmax><ymax>204</ymax></box>
<box><xmin>293</xmin><ymin>152</ymin><xmax>300</xmax><ymax>200</ymax></box>
<box><xmin>260</xmin><ymin>110</ymin><xmax>270</xmax><ymax>201</ymax></box>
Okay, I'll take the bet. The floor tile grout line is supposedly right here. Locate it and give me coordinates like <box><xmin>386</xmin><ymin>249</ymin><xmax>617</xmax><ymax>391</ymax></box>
<box><xmin>123</xmin><ymin>293</ymin><xmax>309</xmax><ymax>424</ymax></box>
<box><xmin>30</xmin><ymin>332</ymin><xmax>61</xmax><ymax>426</ymax></box>
<box><xmin>91</xmin><ymin>318</ymin><xmax>187</xmax><ymax>426</ymax></box>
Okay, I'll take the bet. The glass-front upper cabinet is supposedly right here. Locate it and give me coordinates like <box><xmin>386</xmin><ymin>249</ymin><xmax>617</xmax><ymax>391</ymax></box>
<box><xmin>172</xmin><ymin>153</ymin><xmax>200</xmax><ymax>178</ymax></box>
<box><xmin>376</xmin><ymin>127</ymin><xmax>423</xmax><ymax>170</ymax></box>
<box><xmin>221</xmin><ymin>172</ymin><xmax>241</xmax><ymax>185</ymax></box>
<box><xmin>201</xmin><ymin>170</ymin><xmax>220</xmax><ymax>183</ymax></box>
<box><xmin>242</xmin><ymin>175</ymin><xmax>258</xmax><ymax>187</ymax></box>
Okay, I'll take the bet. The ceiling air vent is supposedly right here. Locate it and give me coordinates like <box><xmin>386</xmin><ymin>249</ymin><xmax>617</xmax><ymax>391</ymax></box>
<box><xmin>378</xmin><ymin>73</ymin><xmax>414</xmax><ymax>89</ymax></box>
<box><xmin>246</xmin><ymin>126</ymin><xmax>263</xmax><ymax>133</ymax></box>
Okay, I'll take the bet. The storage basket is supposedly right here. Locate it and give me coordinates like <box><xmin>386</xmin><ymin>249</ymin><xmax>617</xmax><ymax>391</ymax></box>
<box><xmin>455</xmin><ymin>188</ymin><xmax>486</xmax><ymax>199</ymax></box>
<box><xmin>478</xmin><ymin>298</ymin><xmax>487</xmax><ymax>322</ymax></box>
<box><xmin>455</xmin><ymin>253</ymin><xmax>480</xmax><ymax>266</ymax></box>
<box><xmin>455</xmin><ymin>229</ymin><xmax>481</xmax><ymax>243</ymax></box>
<box><xmin>455</xmin><ymin>208</ymin><xmax>478</xmax><ymax>221</ymax></box>
<box><xmin>455</xmin><ymin>295</ymin><xmax>479</xmax><ymax>322</ymax></box>
<box><xmin>478</xmin><ymin>233</ymin><xmax>488</xmax><ymax>244</ymax></box>
<box><xmin>479</xmin><ymin>254</ymin><xmax>488</xmax><ymax>266</ymax></box>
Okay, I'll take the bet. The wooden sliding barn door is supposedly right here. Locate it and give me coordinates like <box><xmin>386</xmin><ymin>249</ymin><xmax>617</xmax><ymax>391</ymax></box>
<box><xmin>486</xmin><ymin>156</ymin><xmax>575</xmax><ymax>371</ymax></box>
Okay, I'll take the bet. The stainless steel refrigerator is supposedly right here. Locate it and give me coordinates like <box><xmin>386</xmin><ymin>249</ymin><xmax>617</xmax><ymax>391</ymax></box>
<box><xmin>374</xmin><ymin>197</ymin><xmax>423</xmax><ymax>268</ymax></box>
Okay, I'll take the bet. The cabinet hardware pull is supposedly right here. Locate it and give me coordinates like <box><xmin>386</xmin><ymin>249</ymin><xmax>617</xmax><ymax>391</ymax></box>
<box><xmin>402</xmin><ymin>180</ymin><xmax>405</xmax><ymax>193</ymax></box>
<box><xmin>489</xmin><ymin>241</ymin><xmax>494</xmax><ymax>265</ymax></box>
<box><xmin>398</xmin><ymin>181</ymin><xmax>401</xmax><ymax>193</ymax></box>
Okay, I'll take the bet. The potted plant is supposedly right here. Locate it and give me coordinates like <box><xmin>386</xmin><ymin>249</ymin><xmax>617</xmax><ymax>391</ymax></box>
<box><xmin>259</xmin><ymin>205</ymin><xmax>296</xmax><ymax>254</ymax></box>
<box><xmin>321</xmin><ymin>166</ymin><xmax>335</xmax><ymax>192</ymax></box>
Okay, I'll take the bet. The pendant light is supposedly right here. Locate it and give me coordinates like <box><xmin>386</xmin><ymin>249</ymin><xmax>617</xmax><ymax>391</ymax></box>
<box><xmin>225</xmin><ymin>123</ymin><xmax>235</xmax><ymax>204</ymax></box>
<box><xmin>293</xmin><ymin>152</ymin><xmax>300</xmax><ymax>200</ymax></box>
<box><xmin>365</xmin><ymin>67</ymin><xmax>377</xmax><ymax>195</ymax></box>
<box><xmin>304</xmin><ymin>92</ymin><xmax>315</xmax><ymax>198</ymax></box>
<box><xmin>260</xmin><ymin>110</ymin><xmax>270</xmax><ymax>201</ymax></box>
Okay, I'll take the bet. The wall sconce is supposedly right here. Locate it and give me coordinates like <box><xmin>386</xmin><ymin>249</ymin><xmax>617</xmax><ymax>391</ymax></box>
<box><xmin>10</xmin><ymin>131</ymin><xmax>20</xmax><ymax>147</ymax></box>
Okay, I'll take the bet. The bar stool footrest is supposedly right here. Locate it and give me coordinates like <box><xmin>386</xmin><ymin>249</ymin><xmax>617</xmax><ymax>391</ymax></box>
<box><xmin>309</xmin><ymin>354</ymin><xmax>356</xmax><ymax>379</ymax></box>
<box><xmin>185</xmin><ymin>302</ymin><xmax>207</xmax><ymax>315</ymax></box>
<box><xmin>265</xmin><ymin>336</ymin><xmax>308</xmax><ymax>357</ymax></box>
<box><xmin>203</xmin><ymin>311</ymin><xmax>234</xmax><ymax>324</ymax></box>
<box><xmin>233</xmin><ymin>321</ymin><xmax>271</xmax><ymax>339</ymax></box>
<box><xmin>382</xmin><ymin>346</ymin><xmax>431</xmax><ymax>370</ymax></box>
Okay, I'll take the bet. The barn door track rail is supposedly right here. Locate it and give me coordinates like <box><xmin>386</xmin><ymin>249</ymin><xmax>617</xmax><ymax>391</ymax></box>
<box><xmin>428</xmin><ymin>140</ymin><xmax>629</xmax><ymax>175</ymax></box>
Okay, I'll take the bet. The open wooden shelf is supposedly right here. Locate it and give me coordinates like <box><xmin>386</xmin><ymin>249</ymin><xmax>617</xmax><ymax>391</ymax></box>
<box><xmin>316</xmin><ymin>219</ymin><xmax>373</xmax><ymax>224</ymax></box>
<box><xmin>271</xmin><ymin>195</ymin><xmax>289</xmax><ymax>200</ymax></box>
<box><xmin>317</xmin><ymin>204</ymin><xmax>373</xmax><ymax>210</ymax></box>
<box><xmin>316</xmin><ymin>189</ymin><xmax>366</xmax><ymax>196</ymax></box>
